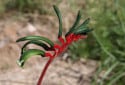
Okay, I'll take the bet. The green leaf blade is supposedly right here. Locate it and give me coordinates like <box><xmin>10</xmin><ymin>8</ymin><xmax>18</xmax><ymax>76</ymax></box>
<box><xmin>17</xmin><ymin>49</ymin><xmax>45</xmax><ymax>67</ymax></box>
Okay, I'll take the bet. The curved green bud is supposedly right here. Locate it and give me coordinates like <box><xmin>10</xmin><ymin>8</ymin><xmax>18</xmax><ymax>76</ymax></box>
<box><xmin>53</xmin><ymin>5</ymin><xmax>63</xmax><ymax>38</ymax></box>
<box><xmin>73</xmin><ymin>28</ymin><xmax>93</xmax><ymax>34</ymax></box>
<box><xmin>79</xmin><ymin>18</ymin><xmax>90</xmax><ymax>28</ymax></box>
<box><xmin>72</xmin><ymin>18</ymin><xmax>92</xmax><ymax>34</ymax></box>
<box><xmin>16</xmin><ymin>36</ymin><xmax>54</xmax><ymax>48</ymax></box>
<box><xmin>71</xmin><ymin>10</ymin><xmax>81</xmax><ymax>29</ymax></box>
<box><xmin>65</xmin><ymin>10</ymin><xmax>81</xmax><ymax>36</ymax></box>
<box><xmin>17</xmin><ymin>49</ymin><xmax>45</xmax><ymax>67</ymax></box>
<box><xmin>21</xmin><ymin>40</ymin><xmax>53</xmax><ymax>54</ymax></box>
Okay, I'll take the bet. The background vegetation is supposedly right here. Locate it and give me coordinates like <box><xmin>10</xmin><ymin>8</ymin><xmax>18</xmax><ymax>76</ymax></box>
<box><xmin>69</xmin><ymin>0</ymin><xmax>125</xmax><ymax>85</ymax></box>
<box><xmin>0</xmin><ymin>0</ymin><xmax>124</xmax><ymax>85</ymax></box>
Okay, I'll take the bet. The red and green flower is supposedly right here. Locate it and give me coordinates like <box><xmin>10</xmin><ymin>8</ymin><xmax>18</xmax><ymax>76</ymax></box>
<box><xmin>17</xmin><ymin>5</ymin><xmax>92</xmax><ymax>85</ymax></box>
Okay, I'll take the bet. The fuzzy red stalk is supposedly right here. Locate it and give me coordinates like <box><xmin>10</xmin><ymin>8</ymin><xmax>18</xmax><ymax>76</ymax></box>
<box><xmin>37</xmin><ymin>33</ymin><xmax>87</xmax><ymax>85</ymax></box>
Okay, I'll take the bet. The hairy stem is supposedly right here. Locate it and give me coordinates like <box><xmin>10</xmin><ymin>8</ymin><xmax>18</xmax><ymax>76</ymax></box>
<box><xmin>37</xmin><ymin>58</ymin><xmax>53</xmax><ymax>85</ymax></box>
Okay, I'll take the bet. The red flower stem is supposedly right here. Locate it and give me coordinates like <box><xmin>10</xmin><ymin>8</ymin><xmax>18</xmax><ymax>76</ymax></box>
<box><xmin>37</xmin><ymin>58</ymin><xmax>53</xmax><ymax>85</ymax></box>
<box><xmin>58</xmin><ymin>37</ymin><xmax>65</xmax><ymax>44</ymax></box>
<box><xmin>37</xmin><ymin>34</ymin><xmax>87</xmax><ymax>85</ymax></box>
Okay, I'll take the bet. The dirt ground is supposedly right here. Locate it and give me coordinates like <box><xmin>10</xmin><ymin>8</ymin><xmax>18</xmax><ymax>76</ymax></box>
<box><xmin>0</xmin><ymin>11</ymin><xmax>97</xmax><ymax>85</ymax></box>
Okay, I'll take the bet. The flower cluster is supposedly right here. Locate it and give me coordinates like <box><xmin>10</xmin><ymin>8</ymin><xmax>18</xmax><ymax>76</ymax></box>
<box><xmin>17</xmin><ymin>5</ymin><xmax>92</xmax><ymax>85</ymax></box>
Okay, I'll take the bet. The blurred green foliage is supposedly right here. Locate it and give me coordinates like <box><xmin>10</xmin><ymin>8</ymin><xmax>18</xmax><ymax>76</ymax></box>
<box><xmin>68</xmin><ymin>0</ymin><xmax>125</xmax><ymax>85</ymax></box>
<box><xmin>6</xmin><ymin>0</ymin><xmax>41</xmax><ymax>12</ymax></box>
<box><xmin>69</xmin><ymin>0</ymin><xmax>125</xmax><ymax>61</ymax></box>
<box><xmin>5</xmin><ymin>0</ymin><xmax>53</xmax><ymax>14</ymax></box>
<box><xmin>0</xmin><ymin>0</ymin><xmax>6</xmax><ymax>14</ymax></box>
<box><xmin>0</xmin><ymin>0</ymin><xmax>60</xmax><ymax>14</ymax></box>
